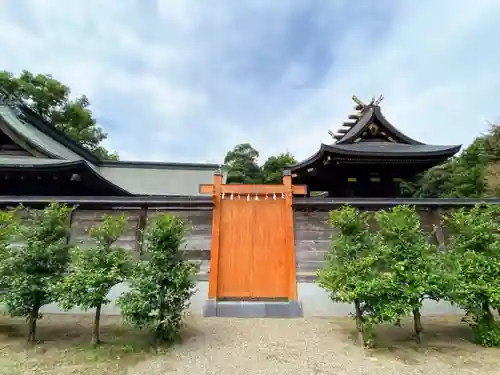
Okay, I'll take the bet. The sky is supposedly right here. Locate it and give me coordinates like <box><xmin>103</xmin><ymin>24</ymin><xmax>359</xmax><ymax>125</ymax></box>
<box><xmin>0</xmin><ymin>0</ymin><xmax>499</xmax><ymax>164</ymax></box>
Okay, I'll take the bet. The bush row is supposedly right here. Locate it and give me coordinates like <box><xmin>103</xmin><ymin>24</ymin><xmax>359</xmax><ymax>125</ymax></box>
<box><xmin>316</xmin><ymin>204</ymin><xmax>500</xmax><ymax>348</ymax></box>
<box><xmin>0</xmin><ymin>203</ymin><xmax>196</xmax><ymax>346</ymax></box>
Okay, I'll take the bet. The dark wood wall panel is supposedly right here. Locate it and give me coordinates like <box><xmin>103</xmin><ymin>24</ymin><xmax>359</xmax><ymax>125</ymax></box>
<box><xmin>8</xmin><ymin>208</ymin><xmax>214</xmax><ymax>281</ymax></box>
<box><xmin>146</xmin><ymin>209</ymin><xmax>212</xmax><ymax>280</ymax></box>
<box><xmin>0</xmin><ymin>202</ymin><xmax>468</xmax><ymax>285</ymax></box>
<box><xmin>293</xmin><ymin>207</ymin><xmax>449</xmax><ymax>282</ymax></box>
<box><xmin>293</xmin><ymin>211</ymin><xmax>333</xmax><ymax>282</ymax></box>
<box><xmin>70</xmin><ymin>210</ymin><xmax>140</xmax><ymax>258</ymax></box>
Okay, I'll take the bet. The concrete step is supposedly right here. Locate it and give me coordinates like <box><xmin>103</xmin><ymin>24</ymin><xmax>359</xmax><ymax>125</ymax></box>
<box><xmin>203</xmin><ymin>300</ymin><xmax>303</xmax><ymax>318</ymax></box>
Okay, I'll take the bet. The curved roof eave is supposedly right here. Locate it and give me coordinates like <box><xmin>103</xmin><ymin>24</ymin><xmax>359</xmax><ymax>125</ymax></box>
<box><xmin>287</xmin><ymin>143</ymin><xmax>462</xmax><ymax>172</ymax></box>
<box><xmin>320</xmin><ymin>143</ymin><xmax>462</xmax><ymax>157</ymax></box>
<box><xmin>287</xmin><ymin>149</ymin><xmax>324</xmax><ymax>172</ymax></box>
<box><xmin>0</xmin><ymin>159</ymin><xmax>132</xmax><ymax>196</ymax></box>
<box><xmin>80</xmin><ymin>160</ymin><xmax>132</xmax><ymax>195</ymax></box>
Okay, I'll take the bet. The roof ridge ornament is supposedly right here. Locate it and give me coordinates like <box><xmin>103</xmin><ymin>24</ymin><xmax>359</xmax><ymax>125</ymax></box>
<box><xmin>353</xmin><ymin>94</ymin><xmax>384</xmax><ymax>109</ymax></box>
<box><xmin>373</xmin><ymin>94</ymin><xmax>384</xmax><ymax>106</ymax></box>
<box><xmin>351</xmin><ymin>94</ymin><xmax>365</xmax><ymax>109</ymax></box>
<box><xmin>329</xmin><ymin>95</ymin><xmax>385</xmax><ymax>142</ymax></box>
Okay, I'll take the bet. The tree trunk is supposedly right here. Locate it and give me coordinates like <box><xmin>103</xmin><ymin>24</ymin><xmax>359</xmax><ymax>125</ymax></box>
<box><xmin>354</xmin><ymin>300</ymin><xmax>364</xmax><ymax>347</ymax></box>
<box><xmin>27</xmin><ymin>308</ymin><xmax>39</xmax><ymax>344</ymax></box>
<box><xmin>412</xmin><ymin>308</ymin><xmax>423</xmax><ymax>344</ymax></box>
<box><xmin>482</xmin><ymin>301</ymin><xmax>494</xmax><ymax>323</ymax></box>
<box><xmin>155</xmin><ymin>288</ymin><xmax>166</xmax><ymax>346</ymax></box>
<box><xmin>91</xmin><ymin>303</ymin><xmax>102</xmax><ymax>347</ymax></box>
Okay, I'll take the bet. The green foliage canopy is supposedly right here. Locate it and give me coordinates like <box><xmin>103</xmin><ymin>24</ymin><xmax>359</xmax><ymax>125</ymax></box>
<box><xmin>223</xmin><ymin>143</ymin><xmax>297</xmax><ymax>184</ymax></box>
<box><xmin>317</xmin><ymin>205</ymin><xmax>382</xmax><ymax>346</ymax></box>
<box><xmin>374</xmin><ymin>205</ymin><xmax>442</xmax><ymax>343</ymax></box>
<box><xmin>0</xmin><ymin>70</ymin><xmax>117</xmax><ymax>160</ymax></box>
<box><xmin>261</xmin><ymin>152</ymin><xmax>297</xmax><ymax>184</ymax></box>
<box><xmin>223</xmin><ymin>143</ymin><xmax>262</xmax><ymax>184</ymax></box>
<box><xmin>0</xmin><ymin>203</ymin><xmax>73</xmax><ymax>343</ymax></box>
<box><xmin>442</xmin><ymin>204</ymin><xmax>500</xmax><ymax>347</ymax></box>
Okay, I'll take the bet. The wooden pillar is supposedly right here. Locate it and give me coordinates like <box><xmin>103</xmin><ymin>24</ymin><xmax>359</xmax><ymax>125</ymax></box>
<box><xmin>433</xmin><ymin>207</ymin><xmax>446</xmax><ymax>251</ymax></box>
<box><xmin>65</xmin><ymin>207</ymin><xmax>75</xmax><ymax>245</ymax></box>
<box><xmin>282</xmin><ymin>170</ymin><xmax>298</xmax><ymax>301</ymax></box>
<box><xmin>207</xmin><ymin>172</ymin><xmax>223</xmax><ymax>299</ymax></box>
<box><xmin>135</xmin><ymin>206</ymin><xmax>148</xmax><ymax>255</ymax></box>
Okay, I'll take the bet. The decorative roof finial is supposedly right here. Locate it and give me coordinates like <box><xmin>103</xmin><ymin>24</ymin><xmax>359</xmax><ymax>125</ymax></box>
<box><xmin>352</xmin><ymin>94</ymin><xmax>384</xmax><ymax>109</ymax></box>
<box><xmin>329</xmin><ymin>95</ymin><xmax>386</xmax><ymax>143</ymax></box>
<box><xmin>351</xmin><ymin>95</ymin><xmax>365</xmax><ymax>110</ymax></box>
<box><xmin>374</xmin><ymin>94</ymin><xmax>384</xmax><ymax>106</ymax></box>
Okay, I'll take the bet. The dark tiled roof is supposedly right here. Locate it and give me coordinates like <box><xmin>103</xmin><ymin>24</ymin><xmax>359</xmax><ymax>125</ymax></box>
<box><xmin>0</xmin><ymin>159</ymin><xmax>132</xmax><ymax>195</ymax></box>
<box><xmin>324</xmin><ymin>142</ymin><xmax>461</xmax><ymax>156</ymax></box>
<box><xmin>288</xmin><ymin>142</ymin><xmax>461</xmax><ymax>171</ymax></box>
<box><xmin>291</xmin><ymin>98</ymin><xmax>462</xmax><ymax>172</ymax></box>
<box><xmin>0</xmin><ymin>94</ymin><xmax>222</xmax><ymax>170</ymax></box>
<box><xmin>333</xmin><ymin>105</ymin><xmax>423</xmax><ymax>145</ymax></box>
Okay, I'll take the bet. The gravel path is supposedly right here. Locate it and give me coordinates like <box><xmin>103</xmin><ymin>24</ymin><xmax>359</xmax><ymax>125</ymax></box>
<box><xmin>128</xmin><ymin>316</ymin><xmax>500</xmax><ymax>375</ymax></box>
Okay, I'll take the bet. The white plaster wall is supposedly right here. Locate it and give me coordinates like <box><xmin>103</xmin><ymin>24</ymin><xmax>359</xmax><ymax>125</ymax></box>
<box><xmin>1</xmin><ymin>281</ymin><xmax>463</xmax><ymax>317</ymax></box>
<box><xmin>36</xmin><ymin>281</ymin><xmax>210</xmax><ymax>316</ymax></box>
<box><xmin>99</xmin><ymin>166</ymin><xmax>217</xmax><ymax>196</ymax></box>
<box><xmin>297</xmin><ymin>282</ymin><xmax>464</xmax><ymax>317</ymax></box>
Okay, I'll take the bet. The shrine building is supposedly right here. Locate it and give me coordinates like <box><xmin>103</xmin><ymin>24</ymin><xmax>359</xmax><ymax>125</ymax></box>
<box><xmin>0</xmin><ymin>92</ymin><xmax>467</xmax><ymax>318</ymax></box>
<box><xmin>287</xmin><ymin>96</ymin><xmax>461</xmax><ymax>197</ymax></box>
<box><xmin>0</xmin><ymin>93</ymin><xmax>221</xmax><ymax>197</ymax></box>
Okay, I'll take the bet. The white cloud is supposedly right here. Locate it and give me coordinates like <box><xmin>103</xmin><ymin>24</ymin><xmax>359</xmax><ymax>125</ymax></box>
<box><xmin>273</xmin><ymin>0</ymin><xmax>500</xmax><ymax>161</ymax></box>
<box><xmin>0</xmin><ymin>0</ymin><xmax>498</xmax><ymax>164</ymax></box>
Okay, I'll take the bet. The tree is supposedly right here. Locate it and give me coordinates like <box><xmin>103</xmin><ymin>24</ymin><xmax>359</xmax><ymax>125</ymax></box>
<box><xmin>442</xmin><ymin>204</ymin><xmax>500</xmax><ymax>347</ymax></box>
<box><xmin>118</xmin><ymin>214</ymin><xmax>197</xmax><ymax>345</ymax></box>
<box><xmin>484</xmin><ymin>162</ymin><xmax>500</xmax><ymax>196</ymax></box>
<box><xmin>446</xmin><ymin>138</ymin><xmax>489</xmax><ymax>198</ymax></box>
<box><xmin>53</xmin><ymin>214</ymin><xmax>131</xmax><ymax>346</ymax></box>
<box><xmin>261</xmin><ymin>152</ymin><xmax>297</xmax><ymax>184</ymax></box>
<box><xmin>0</xmin><ymin>203</ymin><xmax>73</xmax><ymax>343</ymax></box>
<box><xmin>482</xmin><ymin>122</ymin><xmax>500</xmax><ymax>196</ymax></box>
<box><xmin>317</xmin><ymin>205</ymin><xmax>386</xmax><ymax>347</ymax></box>
<box><xmin>223</xmin><ymin>143</ymin><xmax>262</xmax><ymax>184</ymax></box>
<box><xmin>374</xmin><ymin>205</ymin><xmax>442</xmax><ymax>343</ymax></box>
<box><xmin>0</xmin><ymin>70</ymin><xmax>117</xmax><ymax>160</ymax></box>
<box><xmin>405</xmin><ymin>123</ymin><xmax>498</xmax><ymax>198</ymax></box>
<box><xmin>402</xmin><ymin>162</ymin><xmax>455</xmax><ymax>198</ymax></box>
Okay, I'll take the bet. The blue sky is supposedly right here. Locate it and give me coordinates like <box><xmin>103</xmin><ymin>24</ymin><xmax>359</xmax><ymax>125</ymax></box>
<box><xmin>0</xmin><ymin>0</ymin><xmax>499</xmax><ymax>164</ymax></box>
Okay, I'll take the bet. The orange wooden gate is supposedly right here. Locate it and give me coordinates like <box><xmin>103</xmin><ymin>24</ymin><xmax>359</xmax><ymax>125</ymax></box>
<box><xmin>200</xmin><ymin>173</ymin><xmax>306</xmax><ymax>300</ymax></box>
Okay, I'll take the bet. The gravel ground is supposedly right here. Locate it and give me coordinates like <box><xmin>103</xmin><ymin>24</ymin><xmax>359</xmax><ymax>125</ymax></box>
<box><xmin>128</xmin><ymin>316</ymin><xmax>500</xmax><ymax>375</ymax></box>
